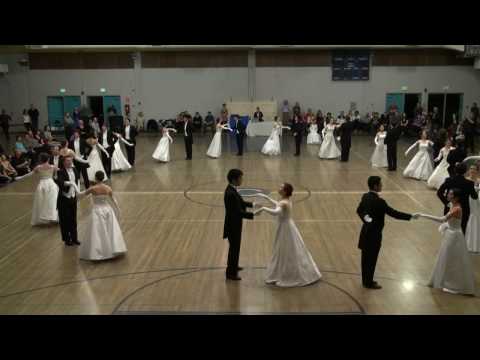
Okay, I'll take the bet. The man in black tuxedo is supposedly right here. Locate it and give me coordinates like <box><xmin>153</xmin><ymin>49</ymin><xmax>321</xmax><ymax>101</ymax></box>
<box><xmin>121</xmin><ymin>118</ymin><xmax>138</xmax><ymax>166</ymax></box>
<box><xmin>356</xmin><ymin>176</ymin><xmax>414</xmax><ymax>289</ymax></box>
<box><xmin>447</xmin><ymin>139</ymin><xmax>467</xmax><ymax>177</ymax></box>
<box><xmin>253</xmin><ymin>107</ymin><xmax>264</xmax><ymax>122</ymax></box>
<box><xmin>223</xmin><ymin>169</ymin><xmax>255</xmax><ymax>280</ymax></box>
<box><xmin>183</xmin><ymin>114</ymin><xmax>194</xmax><ymax>160</ymax></box>
<box><xmin>437</xmin><ymin>162</ymin><xmax>478</xmax><ymax>234</ymax></box>
<box><xmin>384</xmin><ymin>120</ymin><xmax>406</xmax><ymax>171</ymax></box>
<box><xmin>98</xmin><ymin>124</ymin><xmax>116</xmax><ymax>178</ymax></box>
<box><xmin>234</xmin><ymin>116</ymin><xmax>246</xmax><ymax>156</ymax></box>
<box><xmin>56</xmin><ymin>156</ymin><xmax>81</xmax><ymax>246</ymax></box>
<box><xmin>28</xmin><ymin>104</ymin><xmax>39</xmax><ymax>132</ymax></box>
<box><xmin>339</xmin><ymin>116</ymin><xmax>355</xmax><ymax>162</ymax></box>
<box><xmin>69</xmin><ymin>130</ymin><xmax>91</xmax><ymax>189</ymax></box>
<box><xmin>291</xmin><ymin>115</ymin><xmax>304</xmax><ymax>156</ymax></box>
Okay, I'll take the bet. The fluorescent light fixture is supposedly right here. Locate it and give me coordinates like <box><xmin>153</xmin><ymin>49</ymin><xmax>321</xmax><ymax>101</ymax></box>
<box><xmin>100</xmin><ymin>88</ymin><xmax>106</xmax><ymax>93</ymax></box>
<box><xmin>401</xmin><ymin>86</ymin><xmax>408</xmax><ymax>91</ymax></box>
<box><xmin>59</xmin><ymin>88</ymin><xmax>66</xmax><ymax>93</ymax></box>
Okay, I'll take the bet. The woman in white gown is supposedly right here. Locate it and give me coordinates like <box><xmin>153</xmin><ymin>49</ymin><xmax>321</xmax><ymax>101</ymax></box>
<box><xmin>253</xmin><ymin>183</ymin><xmax>322</xmax><ymax>287</ymax></box>
<box><xmin>307</xmin><ymin>119</ymin><xmax>321</xmax><ymax>145</ymax></box>
<box><xmin>206</xmin><ymin>121</ymin><xmax>233</xmax><ymax>158</ymax></box>
<box><xmin>414</xmin><ymin>189</ymin><xmax>475</xmax><ymax>295</ymax></box>
<box><xmin>427</xmin><ymin>138</ymin><xmax>455</xmax><ymax>189</ymax></box>
<box><xmin>370</xmin><ymin>125</ymin><xmax>388</xmax><ymax>168</ymax></box>
<box><xmin>318</xmin><ymin>119</ymin><xmax>341</xmax><ymax>159</ymax></box>
<box><xmin>31</xmin><ymin>153</ymin><xmax>59</xmax><ymax>226</ymax></box>
<box><xmin>403</xmin><ymin>130</ymin><xmax>434</xmax><ymax>181</ymax></box>
<box><xmin>261</xmin><ymin>118</ymin><xmax>291</xmax><ymax>156</ymax></box>
<box><xmin>465</xmin><ymin>163</ymin><xmax>480</xmax><ymax>253</ymax></box>
<box><xmin>152</xmin><ymin>127</ymin><xmax>177</xmax><ymax>162</ymax></box>
<box><xmin>85</xmin><ymin>136</ymin><xmax>109</xmax><ymax>182</ymax></box>
<box><xmin>111</xmin><ymin>133</ymin><xmax>133</xmax><ymax>172</ymax></box>
<box><xmin>74</xmin><ymin>171</ymin><xmax>127</xmax><ymax>261</ymax></box>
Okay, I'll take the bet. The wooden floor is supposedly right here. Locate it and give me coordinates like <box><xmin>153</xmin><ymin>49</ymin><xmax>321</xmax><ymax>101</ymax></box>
<box><xmin>1</xmin><ymin>132</ymin><xmax>480</xmax><ymax>315</ymax></box>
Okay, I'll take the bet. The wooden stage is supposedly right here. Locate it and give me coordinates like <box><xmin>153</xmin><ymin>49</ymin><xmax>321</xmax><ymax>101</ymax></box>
<box><xmin>1</xmin><ymin>132</ymin><xmax>480</xmax><ymax>315</ymax></box>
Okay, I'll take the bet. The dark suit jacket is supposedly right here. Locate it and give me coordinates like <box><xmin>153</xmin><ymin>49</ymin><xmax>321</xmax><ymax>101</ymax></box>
<box><xmin>234</xmin><ymin>120</ymin><xmax>246</xmax><ymax>136</ymax></box>
<box><xmin>384</xmin><ymin>125</ymin><xmax>403</xmax><ymax>147</ymax></box>
<box><xmin>122</xmin><ymin>125</ymin><xmax>138</xmax><ymax>145</ymax></box>
<box><xmin>56</xmin><ymin>167</ymin><xmax>80</xmax><ymax>207</ymax></box>
<box><xmin>437</xmin><ymin>175</ymin><xmax>478</xmax><ymax>214</ymax></box>
<box><xmin>183</xmin><ymin>122</ymin><xmax>194</xmax><ymax>143</ymax></box>
<box><xmin>69</xmin><ymin>138</ymin><xmax>91</xmax><ymax>159</ymax></box>
<box><xmin>223</xmin><ymin>185</ymin><xmax>254</xmax><ymax>239</ymax></box>
<box><xmin>356</xmin><ymin>191</ymin><xmax>411</xmax><ymax>250</ymax></box>
<box><xmin>98</xmin><ymin>130</ymin><xmax>117</xmax><ymax>156</ymax></box>
<box><xmin>339</xmin><ymin>120</ymin><xmax>355</xmax><ymax>148</ymax></box>
<box><xmin>447</xmin><ymin>147</ymin><xmax>467</xmax><ymax>174</ymax></box>
<box><xmin>291</xmin><ymin>120</ymin><xmax>305</xmax><ymax>138</ymax></box>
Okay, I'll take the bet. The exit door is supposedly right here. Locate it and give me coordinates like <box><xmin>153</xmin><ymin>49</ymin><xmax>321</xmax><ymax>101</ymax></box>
<box><xmin>47</xmin><ymin>97</ymin><xmax>64</xmax><ymax>130</ymax></box>
<box><xmin>386</xmin><ymin>93</ymin><xmax>405</xmax><ymax>113</ymax></box>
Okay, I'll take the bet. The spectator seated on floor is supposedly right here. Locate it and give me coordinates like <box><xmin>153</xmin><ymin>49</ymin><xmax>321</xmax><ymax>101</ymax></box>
<box><xmin>0</xmin><ymin>154</ymin><xmax>18</xmax><ymax>179</ymax></box>
<box><xmin>10</xmin><ymin>149</ymin><xmax>31</xmax><ymax>177</ymax></box>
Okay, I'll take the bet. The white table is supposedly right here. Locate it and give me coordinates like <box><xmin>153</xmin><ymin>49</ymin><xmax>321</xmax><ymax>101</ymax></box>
<box><xmin>246</xmin><ymin>121</ymin><xmax>275</xmax><ymax>137</ymax></box>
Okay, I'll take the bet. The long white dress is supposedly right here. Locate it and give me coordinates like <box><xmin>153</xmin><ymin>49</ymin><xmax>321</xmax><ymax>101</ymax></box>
<box><xmin>261</xmin><ymin>198</ymin><xmax>322</xmax><ymax>287</ymax></box>
<box><xmin>427</xmin><ymin>146</ymin><xmax>453</xmax><ymax>189</ymax></box>
<box><xmin>111</xmin><ymin>139</ymin><xmax>132</xmax><ymax>172</ymax></box>
<box><xmin>261</xmin><ymin>123</ymin><xmax>289</xmax><ymax>156</ymax></box>
<box><xmin>307</xmin><ymin>124</ymin><xmax>321</xmax><ymax>145</ymax></box>
<box><xmin>403</xmin><ymin>140</ymin><xmax>434</xmax><ymax>181</ymax></box>
<box><xmin>206</xmin><ymin>124</ymin><xmax>231</xmax><ymax>158</ymax></box>
<box><xmin>87</xmin><ymin>144</ymin><xmax>108</xmax><ymax>181</ymax></box>
<box><xmin>318</xmin><ymin>124</ymin><xmax>341</xmax><ymax>159</ymax></box>
<box><xmin>423</xmin><ymin>213</ymin><xmax>475</xmax><ymax>295</ymax></box>
<box><xmin>31</xmin><ymin>167</ymin><xmax>59</xmax><ymax>225</ymax></box>
<box><xmin>466</xmin><ymin>195</ymin><xmax>480</xmax><ymax>253</ymax></box>
<box><xmin>79</xmin><ymin>194</ymin><xmax>127</xmax><ymax>261</ymax></box>
<box><xmin>152</xmin><ymin>129</ymin><xmax>174</xmax><ymax>162</ymax></box>
<box><xmin>370</xmin><ymin>132</ymin><xmax>388</xmax><ymax>168</ymax></box>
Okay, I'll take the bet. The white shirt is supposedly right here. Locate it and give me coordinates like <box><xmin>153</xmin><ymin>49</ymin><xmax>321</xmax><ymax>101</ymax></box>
<box><xmin>74</xmin><ymin>138</ymin><xmax>81</xmax><ymax>156</ymax></box>
<box><xmin>125</xmin><ymin>126</ymin><xmax>131</xmax><ymax>140</ymax></box>
<box><xmin>102</xmin><ymin>131</ymin><xmax>108</xmax><ymax>146</ymax></box>
<box><xmin>53</xmin><ymin>155</ymin><xmax>59</xmax><ymax>168</ymax></box>
<box><xmin>184</xmin><ymin>122</ymin><xmax>188</xmax><ymax>137</ymax></box>
<box><xmin>63</xmin><ymin>168</ymin><xmax>77</xmax><ymax>199</ymax></box>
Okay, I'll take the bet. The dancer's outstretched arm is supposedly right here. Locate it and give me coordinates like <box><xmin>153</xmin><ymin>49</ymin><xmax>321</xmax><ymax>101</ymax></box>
<box><xmin>97</xmin><ymin>143</ymin><xmax>110</xmax><ymax>158</ymax></box>
<box><xmin>258</xmin><ymin>202</ymin><xmax>286</xmax><ymax>216</ymax></box>
<box><xmin>374</xmin><ymin>134</ymin><xmax>379</xmax><ymax>146</ymax></box>
<box><xmin>404</xmin><ymin>141</ymin><xmax>419</xmax><ymax>157</ymax></box>
<box><xmin>166</xmin><ymin>132</ymin><xmax>173</xmax><ymax>144</ymax></box>
<box><xmin>221</xmin><ymin>125</ymin><xmax>233</xmax><ymax>132</ymax></box>
<box><xmin>413</xmin><ymin>208</ymin><xmax>459</xmax><ymax>223</ymax></box>
<box><xmin>433</xmin><ymin>149</ymin><xmax>444</xmax><ymax>163</ymax></box>
<box><xmin>256</xmin><ymin>193</ymin><xmax>280</xmax><ymax>206</ymax></box>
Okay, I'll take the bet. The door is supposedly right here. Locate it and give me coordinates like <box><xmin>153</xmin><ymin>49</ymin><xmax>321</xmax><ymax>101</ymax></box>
<box><xmin>63</xmin><ymin>96</ymin><xmax>81</xmax><ymax>118</ymax></box>
<box><xmin>386</xmin><ymin>93</ymin><xmax>405</xmax><ymax>113</ymax></box>
<box><xmin>404</xmin><ymin>93</ymin><xmax>422</xmax><ymax>120</ymax></box>
<box><xmin>88</xmin><ymin>96</ymin><xmax>105</xmax><ymax>124</ymax></box>
<box><xmin>428</xmin><ymin>93</ymin><xmax>445</xmax><ymax>125</ymax></box>
<box><xmin>445</xmin><ymin>93</ymin><xmax>463</xmax><ymax>128</ymax></box>
<box><xmin>103</xmin><ymin>96</ymin><xmax>122</xmax><ymax>119</ymax></box>
<box><xmin>47</xmin><ymin>96</ymin><xmax>65</xmax><ymax>130</ymax></box>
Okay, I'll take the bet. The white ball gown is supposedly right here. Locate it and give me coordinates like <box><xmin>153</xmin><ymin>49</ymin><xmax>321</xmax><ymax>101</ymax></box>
<box><xmin>31</xmin><ymin>167</ymin><xmax>59</xmax><ymax>225</ymax></box>
<box><xmin>259</xmin><ymin>196</ymin><xmax>322</xmax><ymax>287</ymax></box>
<box><xmin>86</xmin><ymin>143</ymin><xmax>108</xmax><ymax>181</ymax></box>
<box><xmin>427</xmin><ymin>146</ymin><xmax>453</xmax><ymax>189</ymax></box>
<box><xmin>318</xmin><ymin>124</ymin><xmax>341</xmax><ymax>159</ymax></box>
<box><xmin>79</xmin><ymin>194</ymin><xmax>127</xmax><ymax>261</ymax></box>
<box><xmin>111</xmin><ymin>137</ymin><xmax>132</xmax><ymax>172</ymax></box>
<box><xmin>307</xmin><ymin>124</ymin><xmax>321</xmax><ymax>145</ymax></box>
<box><xmin>370</xmin><ymin>131</ymin><xmax>388</xmax><ymax>168</ymax></box>
<box><xmin>206</xmin><ymin>124</ymin><xmax>232</xmax><ymax>158</ymax></box>
<box><xmin>466</xmin><ymin>195</ymin><xmax>480</xmax><ymax>252</ymax></box>
<box><xmin>420</xmin><ymin>211</ymin><xmax>475</xmax><ymax>295</ymax></box>
<box><xmin>261</xmin><ymin>123</ymin><xmax>290</xmax><ymax>156</ymax></box>
<box><xmin>152</xmin><ymin>128</ymin><xmax>175</xmax><ymax>162</ymax></box>
<box><xmin>403</xmin><ymin>140</ymin><xmax>434</xmax><ymax>181</ymax></box>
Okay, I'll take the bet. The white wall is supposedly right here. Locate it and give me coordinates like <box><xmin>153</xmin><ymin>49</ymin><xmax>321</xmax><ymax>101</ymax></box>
<box><xmin>256</xmin><ymin>66</ymin><xmax>480</xmax><ymax>116</ymax></box>
<box><xmin>1</xmin><ymin>51</ymin><xmax>480</xmax><ymax>128</ymax></box>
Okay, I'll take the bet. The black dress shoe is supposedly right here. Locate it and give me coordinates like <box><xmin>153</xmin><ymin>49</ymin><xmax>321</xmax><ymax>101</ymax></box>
<box><xmin>364</xmin><ymin>283</ymin><xmax>382</xmax><ymax>290</ymax></box>
<box><xmin>226</xmin><ymin>275</ymin><xmax>242</xmax><ymax>281</ymax></box>
<box><xmin>72</xmin><ymin>240</ymin><xmax>81</xmax><ymax>245</ymax></box>
<box><xmin>237</xmin><ymin>267</ymin><xmax>244</xmax><ymax>271</ymax></box>
<box><xmin>65</xmin><ymin>241</ymin><xmax>73</xmax><ymax>247</ymax></box>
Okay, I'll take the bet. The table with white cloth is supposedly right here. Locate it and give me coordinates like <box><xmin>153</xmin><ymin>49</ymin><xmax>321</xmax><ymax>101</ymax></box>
<box><xmin>246</xmin><ymin>121</ymin><xmax>275</xmax><ymax>137</ymax></box>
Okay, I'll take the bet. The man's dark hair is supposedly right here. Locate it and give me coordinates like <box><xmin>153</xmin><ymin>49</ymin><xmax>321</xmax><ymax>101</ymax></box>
<box><xmin>39</xmin><ymin>152</ymin><xmax>50</xmax><ymax>164</ymax></box>
<box><xmin>368</xmin><ymin>176</ymin><xmax>381</xmax><ymax>190</ymax></box>
<box><xmin>455</xmin><ymin>162</ymin><xmax>467</xmax><ymax>176</ymax></box>
<box><xmin>227</xmin><ymin>169</ymin><xmax>243</xmax><ymax>183</ymax></box>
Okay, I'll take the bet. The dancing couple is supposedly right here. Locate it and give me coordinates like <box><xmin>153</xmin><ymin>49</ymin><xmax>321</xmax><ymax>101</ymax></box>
<box><xmin>223</xmin><ymin>169</ymin><xmax>321</xmax><ymax>287</ymax></box>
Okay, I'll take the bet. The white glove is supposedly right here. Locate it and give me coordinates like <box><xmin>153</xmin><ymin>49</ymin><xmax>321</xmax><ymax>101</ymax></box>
<box><xmin>64</xmin><ymin>181</ymin><xmax>72</xmax><ymax>186</ymax></box>
<box><xmin>364</xmin><ymin>215</ymin><xmax>372</xmax><ymax>223</ymax></box>
<box><xmin>253</xmin><ymin>208</ymin><xmax>263</xmax><ymax>216</ymax></box>
<box><xmin>411</xmin><ymin>213</ymin><xmax>420</xmax><ymax>220</ymax></box>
